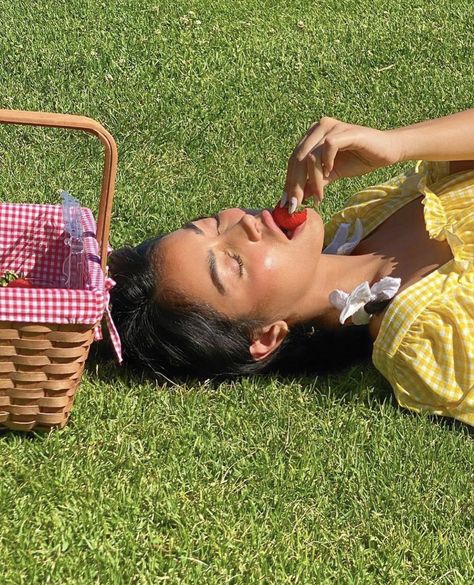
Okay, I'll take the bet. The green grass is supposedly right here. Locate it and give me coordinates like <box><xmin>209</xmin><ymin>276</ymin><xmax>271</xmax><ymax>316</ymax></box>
<box><xmin>0</xmin><ymin>0</ymin><xmax>473</xmax><ymax>583</ymax></box>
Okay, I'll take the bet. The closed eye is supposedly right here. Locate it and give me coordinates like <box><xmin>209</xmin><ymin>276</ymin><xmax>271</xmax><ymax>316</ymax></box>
<box><xmin>227</xmin><ymin>251</ymin><xmax>244</xmax><ymax>277</ymax></box>
<box><xmin>187</xmin><ymin>212</ymin><xmax>243</xmax><ymax>279</ymax></box>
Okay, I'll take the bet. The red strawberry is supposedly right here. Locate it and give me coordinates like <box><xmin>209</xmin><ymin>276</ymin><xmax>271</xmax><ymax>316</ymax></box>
<box><xmin>272</xmin><ymin>204</ymin><xmax>307</xmax><ymax>231</ymax></box>
<box><xmin>7</xmin><ymin>278</ymin><xmax>33</xmax><ymax>288</ymax></box>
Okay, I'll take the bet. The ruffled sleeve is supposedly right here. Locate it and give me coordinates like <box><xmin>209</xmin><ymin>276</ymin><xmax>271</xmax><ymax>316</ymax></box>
<box><xmin>374</xmin><ymin>279</ymin><xmax>474</xmax><ymax>427</ymax></box>
<box><xmin>417</xmin><ymin>161</ymin><xmax>474</xmax><ymax>262</ymax></box>
<box><xmin>324</xmin><ymin>168</ymin><xmax>414</xmax><ymax>245</ymax></box>
<box><xmin>414</xmin><ymin>160</ymin><xmax>450</xmax><ymax>186</ymax></box>
<box><xmin>372</xmin><ymin>160</ymin><xmax>474</xmax><ymax>427</ymax></box>
<box><xmin>324</xmin><ymin>161</ymin><xmax>449</xmax><ymax>247</ymax></box>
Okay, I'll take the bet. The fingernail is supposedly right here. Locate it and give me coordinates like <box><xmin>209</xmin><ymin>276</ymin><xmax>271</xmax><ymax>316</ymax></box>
<box><xmin>288</xmin><ymin>197</ymin><xmax>298</xmax><ymax>214</ymax></box>
<box><xmin>280</xmin><ymin>192</ymin><xmax>288</xmax><ymax>208</ymax></box>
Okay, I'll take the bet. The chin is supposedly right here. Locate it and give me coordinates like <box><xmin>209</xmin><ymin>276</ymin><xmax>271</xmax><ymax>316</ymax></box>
<box><xmin>306</xmin><ymin>206</ymin><xmax>322</xmax><ymax>221</ymax></box>
<box><xmin>304</xmin><ymin>208</ymin><xmax>324</xmax><ymax>247</ymax></box>
<box><xmin>305</xmin><ymin>206</ymin><xmax>323</xmax><ymax>229</ymax></box>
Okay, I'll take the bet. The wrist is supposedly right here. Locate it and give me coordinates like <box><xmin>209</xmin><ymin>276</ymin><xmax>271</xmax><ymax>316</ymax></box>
<box><xmin>384</xmin><ymin>128</ymin><xmax>407</xmax><ymax>164</ymax></box>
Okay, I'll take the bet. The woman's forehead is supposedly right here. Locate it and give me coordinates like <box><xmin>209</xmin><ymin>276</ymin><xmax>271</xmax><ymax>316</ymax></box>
<box><xmin>154</xmin><ymin>228</ymin><xmax>206</xmax><ymax>283</ymax></box>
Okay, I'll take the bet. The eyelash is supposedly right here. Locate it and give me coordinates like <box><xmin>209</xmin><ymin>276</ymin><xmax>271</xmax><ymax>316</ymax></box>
<box><xmin>229</xmin><ymin>252</ymin><xmax>244</xmax><ymax>276</ymax></box>
<box><xmin>215</xmin><ymin>216</ymin><xmax>244</xmax><ymax>276</ymax></box>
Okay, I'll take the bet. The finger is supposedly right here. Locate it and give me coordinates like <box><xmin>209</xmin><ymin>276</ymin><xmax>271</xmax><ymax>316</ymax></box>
<box><xmin>295</xmin><ymin>119</ymin><xmax>336</xmax><ymax>162</ymax></box>
<box><xmin>286</xmin><ymin>138</ymin><xmax>324</xmax><ymax>207</ymax></box>
<box><xmin>323</xmin><ymin>166</ymin><xmax>340</xmax><ymax>186</ymax></box>
<box><xmin>321</xmin><ymin>136</ymin><xmax>339</xmax><ymax>178</ymax></box>
<box><xmin>284</xmin><ymin>156</ymin><xmax>306</xmax><ymax>210</ymax></box>
<box><xmin>292</xmin><ymin>116</ymin><xmax>339</xmax><ymax>166</ymax></box>
<box><xmin>307</xmin><ymin>145</ymin><xmax>325</xmax><ymax>203</ymax></box>
<box><xmin>304</xmin><ymin>182</ymin><xmax>319</xmax><ymax>204</ymax></box>
<box><xmin>321</xmin><ymin>129</ymin><xmax>358</xmax><ymax>177</ymax></box>
<box><xmin>295</xmin><ymin>123</ymin><xmax>325</xmax><ymax>161</ymax></box>
<box><xmin>305</xmin><ymin>170</ymin><xmax>333</xmax><ymax>204</ymax></box>
<box><xmin>305</xmin><ymin>151</ymin><xmax>319</xmax><ymax>200</ymax></box>
<box><xmin>294</xmin><ymin>120</ymin><xmax>319</xmax><ymax>150</ymax></box>
<box><xmin>285</xmin><ymin>119</ymin><xmax>339</xmax><ymax>208</ymax></box>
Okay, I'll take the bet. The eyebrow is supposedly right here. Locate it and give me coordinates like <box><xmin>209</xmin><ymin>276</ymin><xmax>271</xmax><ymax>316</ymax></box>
<box><xmin>182</xmin><ymin>216</ymin><xmax>227</xmax><ymax>295</ymax></box>
<box><xmin>182</xmin><ymin>221</ymin><xmax>204</xmax><ymax>235</ymax></box>
<box><xmin>208</xmin><ymin>250</ymin><xmax>226</xmax><ymax>295</ymax></box>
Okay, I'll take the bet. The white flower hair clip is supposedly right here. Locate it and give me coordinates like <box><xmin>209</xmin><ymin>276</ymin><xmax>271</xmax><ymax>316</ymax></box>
<box><xmin>329</xmin><ymin>276</ymin><xmax>401</xmax><ymax>325</ymax></box>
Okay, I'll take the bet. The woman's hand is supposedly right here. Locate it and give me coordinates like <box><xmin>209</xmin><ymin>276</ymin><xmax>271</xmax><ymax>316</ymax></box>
<box><xmin>283</xmin><ymin>116</ymin><xmax>402</xmax><ymax>209</ymax></box>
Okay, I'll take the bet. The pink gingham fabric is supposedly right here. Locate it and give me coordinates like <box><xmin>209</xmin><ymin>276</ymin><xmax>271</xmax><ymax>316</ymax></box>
<box><xmin>0</xmin><ymin>203</ymin><xmax>122</xmax><ymax>362</ymax></box>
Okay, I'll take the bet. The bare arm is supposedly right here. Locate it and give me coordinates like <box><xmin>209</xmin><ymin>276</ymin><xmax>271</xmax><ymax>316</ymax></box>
<box><xmin>285</xmin><ymin>109</ymin><xmax>474</xmax><ymax>208</ymax></box>
<box><xmin>389</xmin><ymin>109</ymin><xmax>474</xmax><ymax>172</ymax></box>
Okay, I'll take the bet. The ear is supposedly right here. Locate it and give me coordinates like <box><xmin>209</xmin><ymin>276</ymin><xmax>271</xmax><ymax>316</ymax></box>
<box><xmin>249</xmin><ymin>320</ymin><xmax>289</xmax><ymax>361</ymax></box>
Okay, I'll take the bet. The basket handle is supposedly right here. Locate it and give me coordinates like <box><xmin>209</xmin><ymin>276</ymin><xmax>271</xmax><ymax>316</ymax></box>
<box><xmin>0</xmin><ymin>109</ymin><xmax>117</xmax><ymax>272</ymax></box>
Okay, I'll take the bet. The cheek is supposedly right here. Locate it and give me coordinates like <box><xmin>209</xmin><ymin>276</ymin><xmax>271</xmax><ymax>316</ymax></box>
<box><xmin>251</xmin><ymin>246</ymin><xmax>313</xmax><ymax>300</ymax></box>
<box><xmin>250</xmin><ymin>249</ymin><xmax>284</xmax><ymax>295</ymax></box>
<box><xmin>263</xmin><ymin>255</ymin><xmax>275</xmax><ymax>270</ymax></box>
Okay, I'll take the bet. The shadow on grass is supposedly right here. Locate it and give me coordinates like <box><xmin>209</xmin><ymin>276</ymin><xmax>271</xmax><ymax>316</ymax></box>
<box><xmin>85</xmin><ymin>346</ymin><xmax>474</xmax><ymax>436</ymax></box>
<box><xmin>2</xmin><ymin>346</ymin><xmax>471</xmax><ymax>440</ymax></box>
<box><xmin>87</xmin><ymin>341</ymin><xmax>395</xmax><ymax>408</ymax></box>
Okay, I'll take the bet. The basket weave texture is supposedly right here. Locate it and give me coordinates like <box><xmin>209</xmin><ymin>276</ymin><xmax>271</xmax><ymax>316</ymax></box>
<box><xmin>0</xmin><ymin>204</ymin><xmax>106</xmax><ymax>431</ymax></box>
<box><xmin>0</xmin><ymin>109</ymin><xmax>118</xmax><ymax>432</ymax></box>
<box><xmin>0</xmin><ymin>323</ymin><xmax>93</xmax><ymax>431</ymax></box>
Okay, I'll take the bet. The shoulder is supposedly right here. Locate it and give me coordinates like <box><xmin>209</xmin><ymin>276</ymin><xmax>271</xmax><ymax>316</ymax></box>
<box><xmin>372</xmin><ymin>291</ymin><xmax>474</xmax><ymax>426</ymax></box>
<box><xmin>373</xmin><ymin>278</ymin><xmax>474</xmax><ymax>385</ymax></box>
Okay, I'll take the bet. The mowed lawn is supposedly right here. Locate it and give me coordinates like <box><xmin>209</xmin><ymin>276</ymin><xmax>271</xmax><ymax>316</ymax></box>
<box><xmin>0</xmin><ymin>1</ymin><xmax>473</xmax><ymax>583</ymax></box>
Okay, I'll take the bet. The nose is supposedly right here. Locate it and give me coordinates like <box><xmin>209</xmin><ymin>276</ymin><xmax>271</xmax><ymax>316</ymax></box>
<box><xmin>238</xmin><ymin>213</ymin><xmax>262</xmax><ymax>242</ymax></box>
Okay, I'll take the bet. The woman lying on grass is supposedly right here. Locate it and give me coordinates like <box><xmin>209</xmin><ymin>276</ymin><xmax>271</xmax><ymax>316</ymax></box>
<box><xmin>110</xmin><ymin>109</ymin><xmax>474</xmax><ymax>426</ymax></box>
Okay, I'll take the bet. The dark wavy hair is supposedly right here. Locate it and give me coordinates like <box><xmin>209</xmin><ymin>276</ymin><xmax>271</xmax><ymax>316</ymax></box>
<box><xmin>109</xmin><ymin>237</ymin><xmax>381</xmax><ymax>381</ymax></box>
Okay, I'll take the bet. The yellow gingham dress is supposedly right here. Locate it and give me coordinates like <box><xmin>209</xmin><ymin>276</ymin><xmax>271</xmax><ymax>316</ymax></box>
<box><xmin>324</xmin><ymin>161</ymin><xmax>474</xmax><ymax>426</ymax></box>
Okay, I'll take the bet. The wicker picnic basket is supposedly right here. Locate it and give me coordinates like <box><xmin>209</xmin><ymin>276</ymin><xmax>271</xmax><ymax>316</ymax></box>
<box><xmin>0</xmin><ymin>109</ymin><xmax>118</xmax><ymax>432</ymax></box>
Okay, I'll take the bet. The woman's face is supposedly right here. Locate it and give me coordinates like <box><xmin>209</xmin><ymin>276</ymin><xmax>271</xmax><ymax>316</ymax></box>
<box><xmin>154</xmin><ymin>208</ymin><xmax>325</xmax><ymax>325</ymax></box>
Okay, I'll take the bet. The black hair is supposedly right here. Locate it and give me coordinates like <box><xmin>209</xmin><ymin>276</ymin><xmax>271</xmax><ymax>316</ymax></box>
<box><xmin>109</xmin><ymin>237</ymin><xmax>384</xmax><ymax>381</ymax></box>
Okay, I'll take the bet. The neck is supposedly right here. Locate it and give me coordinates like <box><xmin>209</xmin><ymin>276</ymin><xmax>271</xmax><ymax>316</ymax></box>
<box><xmin>291</xmin><ymin>252</ymin><xmax>394</xmax><ymax>327</ymax></box>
